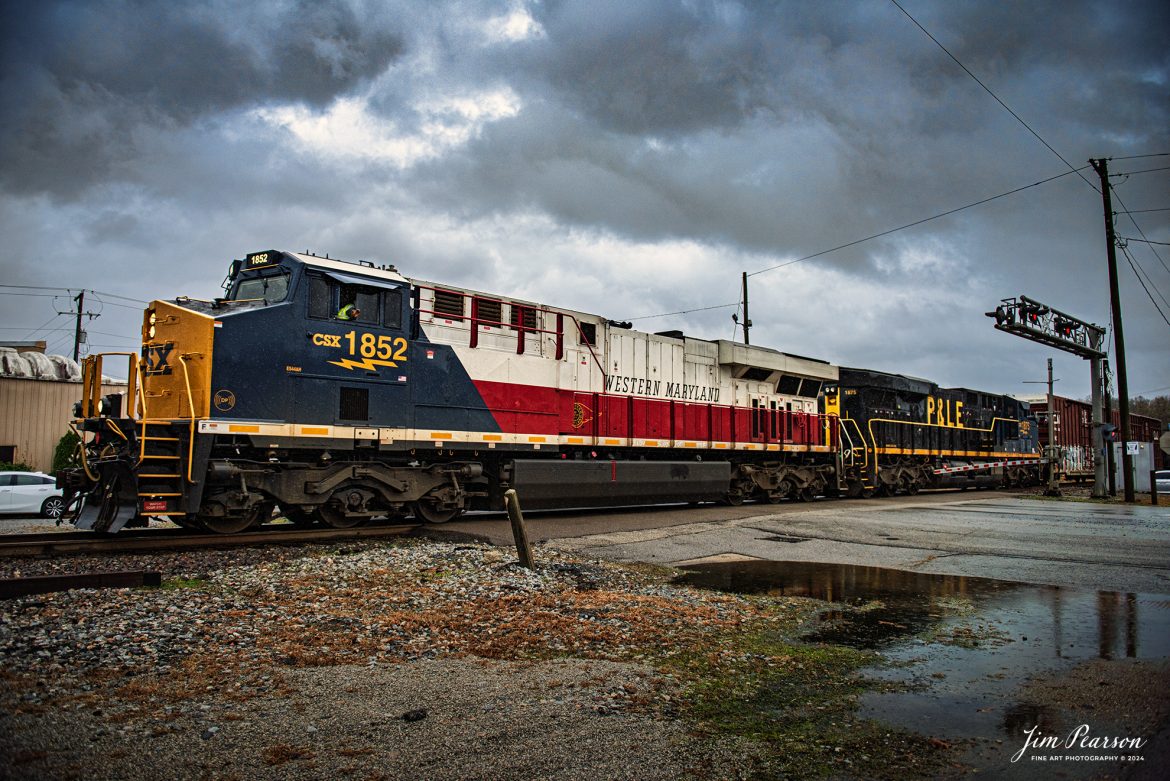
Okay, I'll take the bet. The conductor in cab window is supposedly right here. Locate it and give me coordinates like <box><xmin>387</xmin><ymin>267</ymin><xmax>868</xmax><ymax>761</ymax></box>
<box><xmin>337</xmin><ymin>303</ymin><xmax>360</xmax><ymax>320</ymax></box>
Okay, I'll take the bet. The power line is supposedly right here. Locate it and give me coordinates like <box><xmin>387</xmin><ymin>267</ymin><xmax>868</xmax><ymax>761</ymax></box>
<box><xmin>626</xmin><ymin>301</ymin><xmax>739</xmax><ymax>322</ymax></box>
<box><xmin>1119</xmin><ymin>243</ymin><xmax>1170</xmax><ymax>329</ymax></box>
<box><xmin>0</xmin><ymin>291</ymin><xmax>59</xmax><ymax>298</ymax></box>
<box><xmin>0</xmin><ymin>284</ymin><xmax>146</xmax><ymax>304</ymax></box>
<box><xmin>1118</xmin><ymin>207</ymin><xmax>1170</xmax><ymax>215</ymax></box>
<box><xmin>888</xmin><ymin>0</ymin><xmax>1098</xmax><ymax>192</ymax></box>
<box><xmin>748</xmin><ymin>166</ymin><xmax>1086</xmax><ymax>277</ymax></box>
<box><xmin>1119</xmin><ymin>240</ymin><xmax>1170</xmax><ymax>311</ymax></box>
<box><xmin>88</xmin><ymin>298</ymin><xmax>146</xmax><ymax>311</ymax></box>
<box><xmin>18</xmin><ymin>312</ymin><xmax>67</xmax><ymax>341</ymax></box>
<box><xmin>1120</xmin><ymin>237</ymin><xmax>1170</xmax><ymax>246</ymax></box>
<box><xmin>1110</xmin><ymin>165</ymin><xmax>1170</xmax><ymax>177</ymax></box>
<box><xmin>1111</xmin><ymin>153</ymin><xmax>1170</xmax><ymax>161</ymax></box>
<box><xmin>1111</xmin><ymin>189</ymin><xmax>1170</xmax><ymax>277</ymax></box>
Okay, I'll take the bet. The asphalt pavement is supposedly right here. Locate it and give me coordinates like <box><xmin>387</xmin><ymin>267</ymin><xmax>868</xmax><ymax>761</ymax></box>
<box><xmin>437</xmin><ymin>491</ymin><xmax>1170</xmax><ymax>593</ymax></box>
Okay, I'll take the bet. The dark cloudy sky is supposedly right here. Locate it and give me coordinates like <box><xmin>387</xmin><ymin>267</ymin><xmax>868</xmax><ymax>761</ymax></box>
<box><xmin>2</xmin><ymin>0</ymin><xmax>1167</xmax><ymax>401</ymax></box>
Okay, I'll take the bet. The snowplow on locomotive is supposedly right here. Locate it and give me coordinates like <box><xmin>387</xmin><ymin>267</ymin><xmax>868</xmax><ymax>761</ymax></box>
<box><xmin>59</xmin><ymin>249</ymin><xmax>1040</xmax><ymax>533</ymax></box>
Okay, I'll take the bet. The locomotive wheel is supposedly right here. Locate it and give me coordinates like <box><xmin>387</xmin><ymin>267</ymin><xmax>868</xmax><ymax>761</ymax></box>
<box><xmin>796</xmin><ymin>486</ymin><xmax>815</xmax><ymax>502</ymax></box>
<box><xmin>412</xmin><ymin>496</ymin><xmax>462</xmax><ymax>524</ymax></box>
<box><xmin>283</xmin><ymin>506</ymin><xmax>320</xmax><ymax>528</ymax></box>
<box><xmin>318</xmin><ymin>502</ymin><xmax>366</xmax><ymax>529</ymax></box>
<box><xmin>905</xmin><ymin>480</ymin><xmax>921</xmax><ymax>495</ymax></box>
<box><xmin>200</xmin><ymin>515</ymin><xmax>257</xmax><ymax>534</ymax></box>
<box><xmin>201</xmin><ymin>501</ymin><xmax>273</xmax><ymax>534</ymax></box>
<box><xmin>723</xmin><ymin>491</ymin><xmax>745</xmax><ymax>506</ymax></box>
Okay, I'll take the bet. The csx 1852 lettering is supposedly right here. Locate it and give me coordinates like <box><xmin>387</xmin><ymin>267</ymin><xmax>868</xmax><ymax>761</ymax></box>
<box><xmin>312</xmin><ymin>331</ymin><xmax>408</xmax><ymax>365</ymax></box>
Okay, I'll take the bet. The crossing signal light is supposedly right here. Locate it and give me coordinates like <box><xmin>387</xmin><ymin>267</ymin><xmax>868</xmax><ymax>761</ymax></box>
<box><xmin>1053</xmin><ymin>317</ymin><xmax>1080</xmax><ymax>338</ymax></box>
<box><xmin>989</xmin><ymin>305</ymin><xmax>1016</xmax><ymax>325</ymax></box>
<box><xmin>1020</xmin><ymin>303</ymin><xmax>1048</xmax><ymax>325</ymax></box>
<box><xmin>1102</xmin><ymin>423</ymin><xmax>1118</xmax><ymax>442</ymax></box>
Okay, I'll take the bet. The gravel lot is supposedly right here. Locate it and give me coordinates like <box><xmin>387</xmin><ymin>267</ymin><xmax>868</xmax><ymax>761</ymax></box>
<box><xmin>1</xmin><ymin>539</ymin><xmax>771</xmax><ymax>780</ymax></box>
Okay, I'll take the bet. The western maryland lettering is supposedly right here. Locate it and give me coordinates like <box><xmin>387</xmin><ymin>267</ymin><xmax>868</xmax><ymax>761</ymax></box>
<box><xmin>926</xmin><ymin>396</ymin><xmax>964</xmax><ymax>427</ymax></box>
<box><xmin>604</xmin><ymin>374</ymin><xmax>721</xmax><ymax>402</ymax></box>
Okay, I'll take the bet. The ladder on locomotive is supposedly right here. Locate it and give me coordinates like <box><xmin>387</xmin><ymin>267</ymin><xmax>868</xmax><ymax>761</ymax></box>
<box><xmin>135</xmin><ymin>354</ymin><xmax>199</xmax><ymax>517</ymax></box>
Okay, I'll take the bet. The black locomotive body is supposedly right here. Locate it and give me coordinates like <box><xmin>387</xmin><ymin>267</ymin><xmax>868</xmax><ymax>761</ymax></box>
<box><xmin>826</xmin><ymin>367</ymin><xmax>1040</xmax><ymax>495</ymax></box>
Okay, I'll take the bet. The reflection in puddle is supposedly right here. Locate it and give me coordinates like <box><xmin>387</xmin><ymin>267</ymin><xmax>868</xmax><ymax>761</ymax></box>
<box><xmin>675</xmin><ymin>559</ymin><xmax>1170</xmax><ymax>773</ymax></box>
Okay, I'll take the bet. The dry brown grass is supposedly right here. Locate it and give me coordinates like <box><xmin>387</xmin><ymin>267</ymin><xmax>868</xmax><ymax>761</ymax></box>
<box><xmin>261</xmin><ymin>743</ymin><xmax>315</xmax><ymax>766</ymax></box>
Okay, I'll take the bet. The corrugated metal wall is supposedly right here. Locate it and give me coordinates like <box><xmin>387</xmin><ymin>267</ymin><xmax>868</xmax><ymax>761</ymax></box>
<box><xmin>0</xmin><ymin>378</ymin><xmax>126</xmax><ymax>472</ymax></box>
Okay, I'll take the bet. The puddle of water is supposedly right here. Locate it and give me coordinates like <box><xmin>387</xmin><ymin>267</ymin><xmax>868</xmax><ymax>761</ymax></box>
<box><xmin>675</xmin><ymin>560</ymin><xmax>1021</xmax><ymax>648</ymax></box>
<box><xmin>675</xmin><ymin>560</ymin><xmax>1170</xmax><ymax>776</ymax></box>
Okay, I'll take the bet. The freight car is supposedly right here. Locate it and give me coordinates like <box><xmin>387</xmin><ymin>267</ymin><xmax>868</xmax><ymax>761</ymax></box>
<box><xmin>1021</xmin><ymin>395</ymin><xmax>1164</xmax><ymax>480</ymax></box>
<box><xmin>60</xmin><ymin>249</ymin><xmax>1040</xmax><ymax>533</ymax></box>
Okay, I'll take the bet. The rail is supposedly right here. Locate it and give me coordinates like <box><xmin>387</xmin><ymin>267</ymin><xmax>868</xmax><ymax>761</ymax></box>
<box><xmin>0</xmin><ymin>523</ymin><xmax>420</xmax><ymax>558</ymax></box>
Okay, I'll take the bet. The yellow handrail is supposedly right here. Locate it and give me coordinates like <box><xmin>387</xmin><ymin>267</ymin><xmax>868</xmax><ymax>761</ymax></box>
<box><xmin>70</xmin><ymin>423</ymin><xmax>99</xmax><ymax>482</ymax></box>
<box><xmin>178</xmin><ymin>354</ymin><xmax>201</xmax><ymax>483</ymax></box>
<box><xmin>864</xmin><ymin>416</ymin><xmax>1039</xmax><ymax>458</ymax></box>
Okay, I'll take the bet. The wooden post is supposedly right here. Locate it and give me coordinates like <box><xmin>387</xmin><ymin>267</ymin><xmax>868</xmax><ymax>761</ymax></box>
<box><xmin>504</xmin><ymin>489</ymin><xmax>535</xmax><ymax>570</ymax></box>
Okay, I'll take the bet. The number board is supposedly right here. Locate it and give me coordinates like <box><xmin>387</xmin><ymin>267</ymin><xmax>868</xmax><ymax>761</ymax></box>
<box><xmin>245</xmin><ymin>250</ymin><xmax>280</xmax><ymax>269</ymax></box>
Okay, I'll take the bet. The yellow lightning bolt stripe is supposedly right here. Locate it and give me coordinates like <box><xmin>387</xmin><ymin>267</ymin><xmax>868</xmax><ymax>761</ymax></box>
<box><xmin>327</xmin><ymin>357</ymin><xmax>400</xmax><ymax>371</ymax></box>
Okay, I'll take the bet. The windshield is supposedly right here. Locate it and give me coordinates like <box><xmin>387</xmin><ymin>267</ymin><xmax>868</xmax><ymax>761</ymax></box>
<box><xmin>232</xmin><ymin>272</ymin><xmax>290</xmax><ymax>304</ymax></box>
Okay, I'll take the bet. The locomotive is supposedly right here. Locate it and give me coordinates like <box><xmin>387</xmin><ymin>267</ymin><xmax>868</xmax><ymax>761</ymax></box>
<box><xmin>61</xmin><ymin>249</ymin><xmax>1040</xmax><ymax>533</ymax></box>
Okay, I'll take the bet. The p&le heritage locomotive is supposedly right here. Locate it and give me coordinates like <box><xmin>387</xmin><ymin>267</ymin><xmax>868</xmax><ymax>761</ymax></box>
<box><xmin>61</xmin><ymin>250</ymin><xmax>1041</xmax><ymax>533</ymax></box>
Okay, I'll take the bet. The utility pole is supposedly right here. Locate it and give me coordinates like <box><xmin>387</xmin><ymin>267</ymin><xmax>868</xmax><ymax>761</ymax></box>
<box><xmin>1045</xmin><ymin>358</ymin><xmax>1061</xmax><ymax>497</ymax></box>
<box><xmin>73</xmin><ymin>290</ymin><xmax>85</xmax><ymax>362</ymax></box>
<box><xmin>1104</xmin><ymin>359</ymin><xmax>1116</xmax><ymax>496</ymax></box>
<box><xmin>741</xmin><ymin>271</ymin><xmax>751</xmax><ymax>345</ymax></box>
<box><xmin>1090</xmin><ymin>158</ymin><xmax>1135</xmax><ymax>502</ymax></box>
<box><xmin>1090</xmin><ymin>355</ymin><xmax>1106</xmax><ymax>498</ymax></box>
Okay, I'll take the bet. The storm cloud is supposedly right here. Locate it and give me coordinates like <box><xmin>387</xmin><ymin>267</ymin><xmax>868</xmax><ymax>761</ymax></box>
<box><xmin>0</xmin><ymin>0</ymin><xmax>1167</xmax><ymax>399</ymax></box>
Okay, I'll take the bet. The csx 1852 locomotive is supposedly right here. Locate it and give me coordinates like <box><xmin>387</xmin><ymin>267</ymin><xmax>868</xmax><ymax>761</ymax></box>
<box><xmin>62</xmin><ymin>249</ymin><xmax>1039</xmax><ymax>533</ymax></box>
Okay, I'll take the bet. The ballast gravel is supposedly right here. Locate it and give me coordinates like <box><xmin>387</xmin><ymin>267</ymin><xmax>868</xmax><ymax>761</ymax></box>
<box><xmin>0</xmin><ymin>538</ymin><xmax>769</xmax><ymax>780</ymax></box>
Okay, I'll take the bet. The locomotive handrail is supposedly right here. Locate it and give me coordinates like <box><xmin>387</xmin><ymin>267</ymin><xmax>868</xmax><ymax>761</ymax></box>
<box><xmin>840</xmin><ymin>418</ymin><xmax>869</xmax><ymax>471</ymax></box>
<box><xmin>177</xmin><ymin>354</ymin><xmax>200</xmax><ymax>484</ymax></box>
<box><xmin>412</xmin><ymin>282</ymin><xmax>608</xmax><ymax>381</ymax></box>
<box><xmin>69</xmin><ymin>422</ymin><xmax>99</xmax><ymax>482</ymax></box>
<box><xmin>863</xmin><ymin>415</ymin><xmax>1038</xmax><ymax>458</ymax></box>
<box><xmin>566</xmin><ymin>314</ymin><xmax>608</xmax><ymax>384</ymax></box>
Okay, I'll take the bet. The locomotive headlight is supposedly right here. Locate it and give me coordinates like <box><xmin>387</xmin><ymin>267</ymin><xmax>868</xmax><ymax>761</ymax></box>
<box><xmin>148</xmin><ymin>324</ymin><xmax>157</xmax><ymax>339</ymax></box>
<box><xmin>147</xmin><ymin>311</ymin><xmax>157</xmax><ymax>339</ymax></box>
<box><xmin>99</xmin><ymin>393</ymin><xmax>124</xmax><ymax>417</ymax></box>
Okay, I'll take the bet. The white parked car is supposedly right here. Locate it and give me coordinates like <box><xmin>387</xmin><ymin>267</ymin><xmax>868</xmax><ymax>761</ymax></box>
<box><xmin>0</xmin><ymin>471</ymin><xmax>66</xmax><ymax>519</ymax></box>
<box><xmin>1156</xmin><ymin>470</ymin><xmax>1170</xmax><ymax>495</ymax></box>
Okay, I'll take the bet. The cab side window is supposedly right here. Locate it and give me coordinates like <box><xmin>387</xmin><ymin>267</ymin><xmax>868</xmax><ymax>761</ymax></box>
<box><xmin>308</xmin><ymin>276</ymin><xmax>331</xmax><ymax>319</ymax></box>
<box><xmin>337</xmin><ymin>285</ymin><xmax>379</xmax><ymax>324</ymax></box>
<box><xmin>307</xmin><ymin>273</ymin><xmax>405</xmax><ymax>328</ymax></box>
<box><xmin>383</xmin><ymin>288</ymin><xmax>403</xmax><ymax>330</ymax></box>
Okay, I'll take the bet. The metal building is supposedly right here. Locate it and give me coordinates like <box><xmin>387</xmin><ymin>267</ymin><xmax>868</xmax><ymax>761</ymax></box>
<box><xmin>0</xmin><ymin>346</ymin><xmax>126</xmax><ymax>472</ymax></box>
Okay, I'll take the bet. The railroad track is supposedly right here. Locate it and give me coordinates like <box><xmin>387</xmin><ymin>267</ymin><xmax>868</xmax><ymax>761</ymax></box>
<box><xmin>0</xmin><ymin>522</ymin><xmax>421</xmax><ymax>558</ymax></box>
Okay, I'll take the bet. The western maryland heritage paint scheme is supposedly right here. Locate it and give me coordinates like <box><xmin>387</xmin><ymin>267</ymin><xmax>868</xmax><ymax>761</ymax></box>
<box><xmin>61</xmin><ymin>250</ymin><xmax>1040</xmax><ymax>533</ymax></box>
